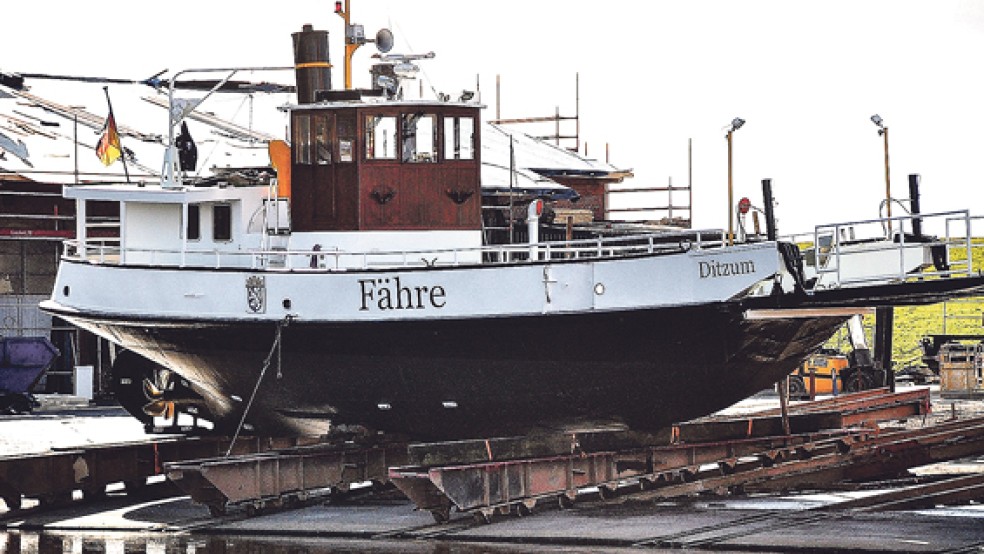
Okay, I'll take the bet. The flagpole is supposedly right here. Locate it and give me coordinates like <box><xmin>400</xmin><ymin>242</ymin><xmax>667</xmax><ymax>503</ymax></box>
<box><xmin>102</xmin><ymin>86</ymin><xmax>130</xmax><ymax>183</ymax></box>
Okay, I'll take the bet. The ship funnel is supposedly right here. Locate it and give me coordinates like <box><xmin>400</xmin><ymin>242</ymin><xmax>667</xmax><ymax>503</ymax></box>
<box><xmin>292</xmin><ymin>24</ymin><xmax>332</xmax><ymax>104</ymax></box>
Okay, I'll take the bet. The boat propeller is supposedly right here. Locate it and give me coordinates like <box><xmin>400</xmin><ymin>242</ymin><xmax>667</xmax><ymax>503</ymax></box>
<box><xmin>142</xmin><ymin>369</ymin><xmax>171</xmax><ymax>400</ymax></box>
<box><xmin>140</xmin><ymin>368</ymin><xmax>202</xmax><ymax>419</ymax></box>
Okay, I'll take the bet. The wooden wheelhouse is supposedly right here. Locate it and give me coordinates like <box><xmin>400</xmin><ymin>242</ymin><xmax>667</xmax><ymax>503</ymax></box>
<box><xmin>289</xmin><ymin>100</ymin><xmax>481</xmax><ymax>233</ymax></box>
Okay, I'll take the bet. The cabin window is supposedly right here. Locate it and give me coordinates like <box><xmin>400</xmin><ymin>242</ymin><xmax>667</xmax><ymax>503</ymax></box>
<box><xmin>338</xmin><ymin>114</ymin><xmax>355</xmax><ymax>163</ymax></box>
<box><xmin>186</xmin><ymin>204</ymin><xmax>201</xmax><ymax>241</ymax></box>
<box><xmin>314</xmin><ymin>114</ymin><xmax>331</xmax><ymax>165</ymax></box>
<box><xmin>293</xmin><ymin>115</ymin><xmax>312</xmax><ymax>165</ymax></box>
<box><xmin>402</xmin><ymin>113</ymin><xmax>436</xmax><ymax>163</ymax></box>
<box><xmin>366</xmin><ymin>115</ymin><xmax>397</xmax><ymax>160</ymax></box>
<box><xmin>444</xmin><ymin>116</ymin><xmax>475</xmax><ymax>160</ymax></box>
<box><xmin>213</xmin><ymin>204</ymin><xmax>232</xmax><ymax>242</ymax></box>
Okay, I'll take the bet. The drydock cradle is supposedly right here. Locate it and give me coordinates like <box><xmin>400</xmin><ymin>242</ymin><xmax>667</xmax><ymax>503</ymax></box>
<box><xmin>2</xmin><ymin>388</ymin><xmax>984</xmax><ymax>522</ymax></box>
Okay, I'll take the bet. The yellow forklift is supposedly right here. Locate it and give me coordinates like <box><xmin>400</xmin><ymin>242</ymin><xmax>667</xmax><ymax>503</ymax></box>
<box><xmin>789</xmin><ymin>314</ymin><xmax>889</xmax><ymax>400</ymax></box>
<box><xmin>789</xmin><ymin>349</ymin><xmax>848</xmax><ymax>399</ymax></box>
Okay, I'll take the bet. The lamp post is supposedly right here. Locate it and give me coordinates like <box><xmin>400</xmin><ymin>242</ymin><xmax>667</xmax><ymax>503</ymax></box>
<box><xmin>871</xmin><ymin>114</ymin><xmax>891</xmax><ymax>232</ymax></box>
<box><xmin>726</xmin><ymin>117</ymin><xmax>745</xmax><ymax>246</ymax></box>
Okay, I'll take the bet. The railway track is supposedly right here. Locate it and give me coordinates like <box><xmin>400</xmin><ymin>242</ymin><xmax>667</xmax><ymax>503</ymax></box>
<box><xmin>2</xmin><ymin>389</ymin><xmax>983</xmax><ymax>553</ymax></box>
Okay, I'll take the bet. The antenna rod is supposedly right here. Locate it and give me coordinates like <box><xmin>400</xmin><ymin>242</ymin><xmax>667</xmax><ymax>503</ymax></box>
<box><xmin>509</xmin><ymin>135</ymin><xmax>515</xmax><ymax>244</ymax></box>
<box><xmin>496</xmin><ymin>74</ymin><xmax>501</xmax><ymax>121</ymax></box>
<box><xmin>575</xmin><ymin>73</ymin><xmax>580</xmax><ymax>153</ymax></box>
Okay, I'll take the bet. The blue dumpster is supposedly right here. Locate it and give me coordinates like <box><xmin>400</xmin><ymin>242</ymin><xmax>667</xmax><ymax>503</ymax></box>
<box><xmin>0</xmin><ymin>337</ymin><xmax>60</xmax><ymax>414</ymax></box>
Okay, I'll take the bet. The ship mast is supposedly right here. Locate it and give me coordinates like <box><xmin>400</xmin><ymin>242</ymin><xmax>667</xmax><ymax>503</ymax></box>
<box><xmin>334</xmin><ymin>0</ymin><xmax>358</xmax><ymax>90</ymax></box>
<box><xmin>334</xmin><ymin>0</ymin><xmax>393</xmax><ymax>90</ymax></box>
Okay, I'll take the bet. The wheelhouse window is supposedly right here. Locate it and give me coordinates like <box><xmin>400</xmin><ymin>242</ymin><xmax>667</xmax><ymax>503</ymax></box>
<box><xmin>444</xmin><ymin>116</ymin><xmax>475</xmax><ymax>160</ymax></box>
<box><xmin>213</xmin><ymin>204</ymin><xmax>232</xmax><ymax>242</ymax></box>
<box><xmin>314</xmin><ymin>114</ymin><xmax>331</xmax><ymax>165</ymax></box>
<box><xmin>292</xmin><ymin>115</ymin><xmax>312</xmax><ymax>164</ymax></box>
<box><xmin>402</xmin><ymin>113</ymin><xmax>436</xmax><ymax>163</ymax></box>
<box><xmin>338</xmin><ymin>113</ymin><xmax>355</xmax><ymax>163</ymax></box>
<box><xmin>186</xmin><ymin>204</ymin><xmax>200</xmax><ymax>241</ymax></box>
<box><xmin>366</xmin><ymin>115</ymin><xmax>397</xmax><ymax>160</ymax></box>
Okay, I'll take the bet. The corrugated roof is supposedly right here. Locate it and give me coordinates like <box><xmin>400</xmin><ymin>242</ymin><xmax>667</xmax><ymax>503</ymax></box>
<box><xmin>0</xmin><ymin>80</ymin><xmax>288</xmax><ymax>185</ymax></box>
<box><xmin>1</xmin><ymin>79</ymin><xmax>631</xmax><ymax>193</ymax></box>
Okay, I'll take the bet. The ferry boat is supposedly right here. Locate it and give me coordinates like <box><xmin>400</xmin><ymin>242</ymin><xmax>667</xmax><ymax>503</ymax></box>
<box><xmin>39</xmin><ymin>19</ymin><xmax>984</xmax><ymax>440</ymax></box>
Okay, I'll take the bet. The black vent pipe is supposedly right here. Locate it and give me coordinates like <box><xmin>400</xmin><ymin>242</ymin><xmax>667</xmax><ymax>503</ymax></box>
<box><xmin>908</xmin><ymin>174</ymin><xmax>922</xmax><ymax>239</ymax></box>
<box><xmin>762</xmin><ymin>178</ymin><xmax>777</xmax><ymax>241</ymax></box>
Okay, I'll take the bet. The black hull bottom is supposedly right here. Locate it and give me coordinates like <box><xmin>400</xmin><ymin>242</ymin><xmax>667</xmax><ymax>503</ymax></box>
<box><xmin>75</xmin><ymin>303</ymin><xmax>847</xmax><ymax>440</ymax></box>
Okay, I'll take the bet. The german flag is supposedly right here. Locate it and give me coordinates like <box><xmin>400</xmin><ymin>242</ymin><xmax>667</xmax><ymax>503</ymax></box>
<box><xmin>96</xmin><ymin>112</ymin><xmax>121</xmax><ymax>166</ymax></box>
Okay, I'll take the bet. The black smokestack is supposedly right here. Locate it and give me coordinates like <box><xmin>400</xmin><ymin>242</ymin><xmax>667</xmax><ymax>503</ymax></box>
<box><xmin>292</xmin><ymin>24</ymin><xmax>331</xmax><ymax>104</ymax></box>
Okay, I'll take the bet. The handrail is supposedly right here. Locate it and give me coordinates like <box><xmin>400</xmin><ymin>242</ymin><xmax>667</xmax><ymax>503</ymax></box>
<box><xmin>62</xmin><ymin>229</ymin><xmax>725</xmax><ymax>271</ymax></box>
<box><xmin>809</xmin><ymin>209</ymin><xmax>977</xmax><ymax>290</ymax></box>
<box><xmin>60</xmin><ymin>211</ymin><xmax>981</xmax><ymax>293</ymax></box>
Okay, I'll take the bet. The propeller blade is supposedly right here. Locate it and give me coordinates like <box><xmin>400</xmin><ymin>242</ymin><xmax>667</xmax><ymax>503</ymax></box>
<box><xmin>142</xmin><ymin>400</ymin><xmax>174</xmax><ymax>419</ymax></box>
<box><xmin>143</xmin><ymin>377</ymin><xmax>165</xmax><ymax>399</ymax></box>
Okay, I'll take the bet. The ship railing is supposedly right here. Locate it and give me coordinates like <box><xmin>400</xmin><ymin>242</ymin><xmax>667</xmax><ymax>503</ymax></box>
<box><xmin>65</xmin><ymin>238</ymin><xmax>122</xmax><ymax>265</ymax></box>
<box><xmin>807</xmin><ymin>209</ymin><xmax>976</xmax><ymax>290</ymax></box>
<box><xmin>255</xmin><ymin>230</ymin><xmax>728</xmax><ymax>271</ymax></box>
<box><xmin>59</xmin><ymin>228</ymin><xmax>727</xmax><ymax>270</ymax></box>
<box><xmin>64</xmin><ymin>240</ymin><xmax>247</xmax><ymax>268</ymax></box>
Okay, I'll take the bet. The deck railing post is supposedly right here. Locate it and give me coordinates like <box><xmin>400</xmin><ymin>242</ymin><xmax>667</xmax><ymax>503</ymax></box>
<box><xmin>966</xmin><ymin>212</ymin><xmax>973</xmax><ymax>276</ymax></box>
<box><xmin>897</xmin><ymin>225</ymin><xmax>906</xmax><ymax>280</ymax></box>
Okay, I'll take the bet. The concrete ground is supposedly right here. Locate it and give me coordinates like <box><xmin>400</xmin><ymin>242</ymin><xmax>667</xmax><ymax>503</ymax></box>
<box><xmin>1</xmin><ymin>485</ymin><xmax>983</xmax><ymax>553</ymax></box>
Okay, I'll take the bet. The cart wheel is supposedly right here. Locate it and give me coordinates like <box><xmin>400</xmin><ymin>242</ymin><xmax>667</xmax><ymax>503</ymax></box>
<box><xmin>8</xmin><ymin>395</ymin><xmax>32</xmax><ymax>415</ymax></box>
<box><xmin>430</xmin><ymin>507</ymin><xmax>451</xmax><ymax>523</ymax></box>
<box><xmin>845</xmin><ymin>370</ymin><xmax>875</xmax><ymax>392</ymax></box>
<box><xmin>473</xmin><ymin>509</ymin><xmax>493</xmax><ymax>524</ymax></box>
<box><xmin>788</xmin><ymin>376</ymin><xmax>807</xmax><ymax>399</ymax></box>
<box><xmin>208</xmin><ymin>503</ymin><xmax>227</xmax><ymax>517</ymax></box>
<box><xmin>558</xmin><ymin>493</ymin><xmax>575</xmax><ymax>509</ymax></box>
<box><xmin>515</xmin><ymin>501</ymin><xmax>534</xmax><ymax>517</ymax></box>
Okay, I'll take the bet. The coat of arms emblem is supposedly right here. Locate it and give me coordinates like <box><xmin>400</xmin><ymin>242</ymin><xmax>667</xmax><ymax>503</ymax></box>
<box><xmin>245</xmin><ymin>275</ymin><xmax>266</xmax><ymax>313</ymax></box>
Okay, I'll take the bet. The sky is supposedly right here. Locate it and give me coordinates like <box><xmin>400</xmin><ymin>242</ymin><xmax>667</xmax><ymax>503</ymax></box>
<box><xmin>4</xmin><ymin>0</ymin><xmax>984</xmax><ymax>235</ymax></box>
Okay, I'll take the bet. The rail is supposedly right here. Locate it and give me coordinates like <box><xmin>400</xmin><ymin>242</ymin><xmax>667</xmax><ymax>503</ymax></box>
<box><xmin>62</xmin><ymin>229</ymin><xmax>728</xmax><ymax>271</ymax></box>
<box><xmin>58</xmin><ymin>210</ymin><xmax>982</xmax><ymax>294</ymax></box>
<box><xmin>810</xmin><ymin>209</ymin><xmax>978</xmax><ymax>289</ymax></box>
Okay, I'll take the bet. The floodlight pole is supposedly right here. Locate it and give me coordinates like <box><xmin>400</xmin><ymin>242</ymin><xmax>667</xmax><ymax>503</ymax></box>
<box><xmin>882</xmin><ymin>126</ymin><xmax>892</xmax><ymax>232</ymax></box>
<box><xmin>724</xmin><ymin>117</ymin><xmax>745</xmax><ymax>246</ymax></box>
<box><xmin>872</xmin><ymin>114</ymin><xmax>892</xmax><ymax>233</ymax></box>
<box><xmin>726</xmin><ymin>129</ymin><xmax>736</xmax><ymax>246</ymax></box>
